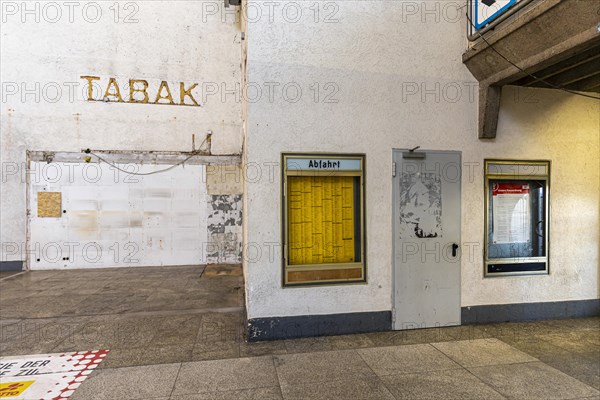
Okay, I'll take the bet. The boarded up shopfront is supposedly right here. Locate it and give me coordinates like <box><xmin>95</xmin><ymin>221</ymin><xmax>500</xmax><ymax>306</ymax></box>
<box><xmin>26</xmin><ymin>152</ymin><xmax>242</xmax><ymax>270</ymax></box>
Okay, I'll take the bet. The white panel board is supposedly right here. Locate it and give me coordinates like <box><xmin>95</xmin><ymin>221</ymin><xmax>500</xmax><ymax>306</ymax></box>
<box><xmin>28</xmin><ymin>161</ymin><xmax>207</xmax><ymax>269</ymax></box>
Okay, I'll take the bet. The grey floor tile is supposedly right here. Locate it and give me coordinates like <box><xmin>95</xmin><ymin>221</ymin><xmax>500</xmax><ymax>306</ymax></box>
<box><xmin>274</xmin><ymin>350</ymin><xmax>375</xmax><ymax>386</ymax></box>
<box><xmin>1</xmin><ymin>318</ymin><xmax>81</xmax><ymax>356</ymax></box>
<box><xmin>0</xmin><ymin>265</ymin><xmax>243</xmax><ymax>322</ymax></box>
<box><xmin>283</xmin><ymin>333</ymin><xmax>375</xmax><ymax>354</ymax></box>
<box><xmin>537</xmin><ymin>332</ymin><xmax>600</xmax><ymax>355</ymax></box>
<box><xmin>499</xmin><ymin>335</ymin><xmax>573</xmax><ymax>360</ymax></box>
<box><xmin>0</xmin><ymin>319</ymin><xmax>21</xmax><ymax>331</ymax></box>
<box><xmin>280</xmin><ymin>376</ymin><xmax>395</xmax><ymax>400</ymax></box>
<box><xmin>570</xmin><ymin>397</ymin><xmax>600</xmax><ymax>400</ymax></box>
<box><xmin>139</xmin><ymin>343</ymin><xmax>195</xmax><ymax>366</ymax></box>
<box><xmin>364</xmin><ymin>330</ymin><xmax>415</xmax><ymax>347</ymax></box>
<box><xmin>70</xmin><ymin>363</ymin><xmax>181</xmax><ymax>400</ymax></box>
<box><xmin>469</xmin><ymin>361</ymin><xmax>600</xmax><ymax>399</ymax></box>
<box><xmin>577</xmin><ymin>330</ymin><xmax>600</xmax><ymax>347</ymax></box>
<box><xmin>540</xmin><ymin>352</ymin><xmax>600</xmax><ymax>390</ymax></box>
<box><xmin>72</xmin><ymin>293</ymin><xmax>151</xmax><ymax>315</ymax></box>
<box><xmin>357</xmin><ymin>344</ymin><xmax>460</xmax><ymax>376</ymax></box>
<box><xmin>93</xmin><ymin>347</ymin><xmax>149</xmax><ymax>369</ymax></box>
<box><xmin>0</xmin><ymin>340</ymin><xmax>62</xmax><ymax>358</ymax></box>
<box><xmin>378</xmin><ymin>326</ymin><xmax>478</xmax><ymax>346</ymax></box>
<box><xmin>53</xmin><ymin>315</ymin><xmax>156</xmax><ymax>351</ymax></box>
<box><xmin>3</xmin><ymin>266</ymin><xmax>598</xmax><ymax>400</ymax></box>
<box><xmin>474</xmin><ymin>321</ymin><xmax>554</xmax><ymax>340</ymax></box>
<box><xmin>240</xmin><ymin>340</ymin><xmax>288</xmax><ymax>358</ymax></box>
<box><xmin>544</xmin><ymin>318</ymin><xmax>600</xmax><ymax>333</ymax></box>
<box><xmin>432</xmin><ymin>338</ymin><xmax>538</xmax><ymax>367</ymax></box>
<box><xmin>1</xmin><ymin>295</ymin><xmax>86</xmax><ymax>318</ymax></box>
<box><xmin>148</xmin><ymin>315</ymin><xmax>204</xmax><ymax>346</ymax></box>
<box><xmin>170</xmin><ymin>387</ymin><xmax>282</xmax><ymax>399</ymax></box>
<box><xmin>196</xmin><ymin>312</ymin><xmax>244</xmax><ymax>344</ymax></box>
<box><xmin>380</xmin><ymin>368</ymin><xmax>506</xmax><ymax>399</ymax></box>
<box><xmin>191</xmin><ymin>340</ymin><xmax>240</xmax><ymax>361</ymax></box>
<box><xmin>171</xmin><ymin>356</ymin><xmax>278</xmax><ymax>396</ymax></box>
<box><xmin>367</xmin><ymin>326</ymin><xmax>481</xmax><ymax>347</ymax></box>
<box><xmin>0</xmin><ymin>271</ymin><xmax>23</xmax><ymax>280</ymax></box>
<box><xmin>1</xmin><ymin>318</ymin><xmax>75</xmax><ymax>342</ymax></box>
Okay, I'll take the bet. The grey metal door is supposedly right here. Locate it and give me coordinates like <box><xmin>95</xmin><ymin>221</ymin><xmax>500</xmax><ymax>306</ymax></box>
<box><xmin>393</xmin><ymin>150</ymin><xmax>461</xmax><ymax>330</ymax></box>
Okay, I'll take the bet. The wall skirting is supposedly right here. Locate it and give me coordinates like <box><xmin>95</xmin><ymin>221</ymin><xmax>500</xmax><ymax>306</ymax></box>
<box><xmin>461</xmin><ymin>299</ymin><xmax>600</xmax><ymax>324</ymax></box>
<box><xmin>0</xmin><ymin>261</ymin><xmax>23</xmax><ymax>272</ymax></box>
<box><xmin>247</xmin><ymin>311</ymin><xmax>392</xmax><ymax>342</ymax></box>
<box><xmin>247</xmin><ymin>300</ymin><xmax>599</xmax><ymax>341</ymax></box>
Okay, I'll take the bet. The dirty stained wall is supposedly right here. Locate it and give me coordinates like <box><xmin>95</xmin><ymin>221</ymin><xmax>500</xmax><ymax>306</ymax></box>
<box><xmin>1</xmin><ymin>2</ymin><xmax>244</xmax><ymax>266</ymax></box>
<box><xmin>243</xmin><ymin>1</ymin><xmax>600</xmax><ymax>319</ymax></box>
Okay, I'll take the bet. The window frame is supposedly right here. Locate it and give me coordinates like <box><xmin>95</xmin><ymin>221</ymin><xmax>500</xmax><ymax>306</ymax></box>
<box><xmin>484</xmin><ymin>159</ymin><xmax>551</xmax><ymax>277</ymax></box>
<box><xmin>281</xmin><ymin>153</ymin><xmax>367</xmax><ymax>287</ymax></box>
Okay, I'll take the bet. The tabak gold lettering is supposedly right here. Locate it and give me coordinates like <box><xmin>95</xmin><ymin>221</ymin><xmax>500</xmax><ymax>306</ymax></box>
<box><xmin>180</xmin><ymin>82</ymin><xmax>199</xmax><ymax>106</ymax></box>
<box><xmin>155</xmin><ymin>81</ymin><xmax>175</xmax><ymax>105</ymax></box>
<box><xmin>80</xmin><ymin>76</ymin><xmax>100</xmax><ymax>101</ymax></box>
<box><xmin>104</xmin><ymin>78</ymin><xmax>124</xmax><ymax>102</ymax></box>
<box><xmin>80</xmin><ymin>76</ymin><xmax>201</xmax><ymax>107</ymax></box>
<box><xmin>129</xmin><ymin>79</ymin><xmax>149</xmax><ymax>103</ymax></box>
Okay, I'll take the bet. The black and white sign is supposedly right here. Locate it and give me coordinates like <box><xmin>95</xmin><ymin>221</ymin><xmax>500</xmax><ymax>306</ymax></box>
<box><xmin>472</xmin><ymin>0</ymin><xmax>517</xmax><ymax>30</ymax></box>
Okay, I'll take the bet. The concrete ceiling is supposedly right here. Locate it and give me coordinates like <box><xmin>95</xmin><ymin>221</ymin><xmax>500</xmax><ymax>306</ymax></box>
<box><xmin>511</xmin><ymin>44</ymin><xmax>600</xmax><ymax>93</ymax></box>
<box><xmin>462</xmin><ymin>0</ymin><xmax>600</xmax><ymax>138</ymax></box>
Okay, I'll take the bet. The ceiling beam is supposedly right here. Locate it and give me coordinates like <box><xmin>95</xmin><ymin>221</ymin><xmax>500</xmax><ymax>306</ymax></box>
<box><xmin>463</xmin><ymin>0</ymin><xmax>600</xmax><ymax>138</ymax></box>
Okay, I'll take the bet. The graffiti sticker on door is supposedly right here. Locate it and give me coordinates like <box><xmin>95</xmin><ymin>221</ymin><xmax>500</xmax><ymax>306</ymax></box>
<box><xmin>399</xmin><ymin>172</ymin><xmax>442</xmax><ymax>239</ymax></box>
<box><xmin>0</xmin><ymin>350</ymin><xmax>109</xmax><ymax>399</ymax></box>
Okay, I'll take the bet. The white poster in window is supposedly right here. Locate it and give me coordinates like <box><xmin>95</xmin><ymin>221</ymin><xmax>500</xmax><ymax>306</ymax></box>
<box><xmin>492</xmin><ymin>183</ymin><xmax>530</xmax><ymax>244</ymax></box>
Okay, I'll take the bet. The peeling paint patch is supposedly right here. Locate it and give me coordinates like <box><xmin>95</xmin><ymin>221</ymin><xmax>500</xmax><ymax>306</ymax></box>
<box><xmin>207</xmin><ymin>195</ymin><xmax>242</xmax><ymax>264</ymax></box>
<box><xmin>206</xmin><ymin>165</ymin><xmax>243</xmax><ymax>195</ymax></box>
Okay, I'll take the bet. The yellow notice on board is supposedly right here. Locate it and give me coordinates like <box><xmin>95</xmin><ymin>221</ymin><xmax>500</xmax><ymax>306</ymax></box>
<box><xmin>0</xmin><ymin>381</ymin><xmax>35</xmax><ymax>398</ymax></box>
<box><xmin>288</xmin><ymin>176</ymin><xmax>355</xmax><ymax>265</ymax></box>
<box><xmin>37</xmin><ymin>192</ymin><xmax>62</xmax><ymax>218</ymax></box>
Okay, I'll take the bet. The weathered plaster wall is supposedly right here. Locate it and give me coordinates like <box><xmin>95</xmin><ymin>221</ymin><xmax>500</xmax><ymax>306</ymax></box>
<box><xmin>206</xmin><ymin>165</ymin><xmax>243</xmax><ymax>263</ymax></box>
<box><xmin>207</xmin><ymin>194</ymin><xmax>243</xmax><ymax>264</ymax></box>
<box><xmin>1</xmin><ymin>2</ymin><xmax>243</xmax><ymax>264</ymax></box>
<box><xmin>243</xmin><ymin>1</ymin><xmax>599</xmax><ymax>319</ymax></box>
<box><xmin>207</xmin><ymin>165</ymin><xmax>244</xmax><ymax>196</ymax></box>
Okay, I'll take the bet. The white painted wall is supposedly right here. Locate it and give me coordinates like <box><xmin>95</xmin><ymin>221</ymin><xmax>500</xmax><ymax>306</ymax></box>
<box><xmin>2</xmin><ymin>0</ymin><xmax>598</xmax><ymax>311</ymax></box>
<box><xmin>1</xmin><ymin>1</ymin><xmax>243</xmax><ymax>263</ymax></box>
<box><xmin>243</xmin><ymin>1</ymin><xmax>600</xmax><ymax>318</ymax></box>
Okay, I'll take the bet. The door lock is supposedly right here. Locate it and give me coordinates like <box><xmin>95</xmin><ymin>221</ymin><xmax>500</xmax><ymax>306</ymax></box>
<box><xmin>451</xmin><ymin>243</ymin><xmax>459</xmax><ymax>257</ymax></box>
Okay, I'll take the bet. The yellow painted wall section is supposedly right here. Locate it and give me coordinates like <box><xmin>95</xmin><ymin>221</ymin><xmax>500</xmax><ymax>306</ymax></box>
<box><xmin>288</xmin><ymin>176</ymin><xmax>355</xmax><ymax>265</ymax></box>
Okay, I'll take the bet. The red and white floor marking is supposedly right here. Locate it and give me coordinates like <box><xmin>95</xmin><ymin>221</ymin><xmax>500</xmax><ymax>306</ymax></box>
<box><xmin>0</xmin><ymin>350</ymin><xmax>109</xmax><ymax>399</ymax></box>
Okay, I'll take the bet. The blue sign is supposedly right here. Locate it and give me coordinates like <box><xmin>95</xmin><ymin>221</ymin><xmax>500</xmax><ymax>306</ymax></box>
<box><xmin>473</xmin><ymin>0</ymin><xmax>517</xmax><ymax>30</ymax></box>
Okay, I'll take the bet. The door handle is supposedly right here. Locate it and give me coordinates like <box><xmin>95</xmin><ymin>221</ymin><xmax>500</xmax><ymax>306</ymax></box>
<box><xmin>451</xmin><ymin>243</ymin><xmax>459</xmax><ymax>257</ymax></box>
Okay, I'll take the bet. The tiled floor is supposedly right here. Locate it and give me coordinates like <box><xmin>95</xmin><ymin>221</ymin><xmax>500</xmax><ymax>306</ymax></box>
<box><xmin>0</xmin><ymin>271</ymin><xmax>23</xmax><ymax>280</ymax></box>
<box><xmin>67</xmin><ymin>339</ymin><xmax>600</xmax><ymax>400</ymax></box>
<box><xmin>0</xmin><ymin>265</ymin><xmax>245</xmax><ymax>365</ymax></box>
<box><xmin>1</xmin><ymin>267</ymin><xmax>599</xmax><ymax>399</ymax></box>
